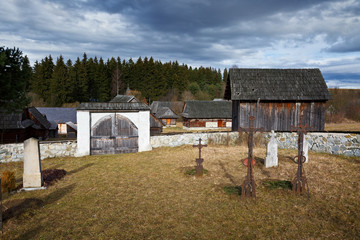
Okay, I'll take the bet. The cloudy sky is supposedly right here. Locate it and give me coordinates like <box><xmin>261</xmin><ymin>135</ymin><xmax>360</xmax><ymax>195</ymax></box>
<box><xmin>1</xmin><ymin>0</ymin><xmax>360</xmax><ymax>88</ymax></box>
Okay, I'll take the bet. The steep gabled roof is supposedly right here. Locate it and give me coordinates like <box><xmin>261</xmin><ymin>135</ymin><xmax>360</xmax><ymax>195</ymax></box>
<box><xmin>156</xmin><ymin>107</ymin><xmax>179</xmax><ymax>119</ymax></box>
<box><xmin>77</xmin><ymin>102</ymin><xmax>150</xmax><ymax>111</ymax></box>
<box><xmin>37</xmin><ymin>107</ymin><xmax>77</xmax><ymax>124</ymax></box>
<box><xmin>110</xmin><ymin>95</ymin><xmax>137</xmax><ymax>103</ymax></box>
<box><xmin>150</xmin><ymin>101</ymin><xmax>184</xmax><ymax>115</ymax></box>
<box><xmin>28</xmin><ymin>107</ymin><xmax>51</xmax><ymax>129</ymax></box>
<box><xmin>181</xmin><ymin>100</ymin><xmax>232</xmax><ymax>119</ymax></box>
<box><xmin>0</xmin><ymin>107</ymin><xmax>51</xmax><ymax>130</ymax></box>
<box><xmin>224</xmin><ymin>68</ymin><xmax>331</xmax><ymax>101</ymax></box>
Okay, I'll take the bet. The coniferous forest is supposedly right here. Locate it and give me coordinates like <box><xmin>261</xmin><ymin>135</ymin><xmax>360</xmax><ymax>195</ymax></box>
<box><xmin>29</xmin><ymin>53</ymin><xmax>226</xmax><ymax>106</ymax></box>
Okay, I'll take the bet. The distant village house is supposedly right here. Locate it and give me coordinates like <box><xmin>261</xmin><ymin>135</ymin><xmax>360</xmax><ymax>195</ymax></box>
<box><xmin>181</xmin><ymin>100</ymin><xmax>232</xmax><ymax>129</ymax></box>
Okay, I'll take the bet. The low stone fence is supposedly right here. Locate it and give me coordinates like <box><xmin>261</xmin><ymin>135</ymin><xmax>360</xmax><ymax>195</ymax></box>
<box><xmin>0</xmin><ymin>140</ymin><xmax>77</xmax><ymax>163</ymax></box>
<box><xmin>1</xmin><ymin>132</ymin><xmax>359</xmax><ymax>163</ymax></box>
<box><xmin>151</xmin><ymin>131</ymin><xmax>360</xmax><ymax>157</ymax></box>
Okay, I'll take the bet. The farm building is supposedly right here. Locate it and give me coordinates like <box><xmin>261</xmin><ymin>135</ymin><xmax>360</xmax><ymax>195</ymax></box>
<box><xmin>0</xmin><ymin>107</ymin><xmax>51</xmax><ymax>143</ymax></box>
<box><xmin>150</xmin><ymin>101</ymin><xmax>182</xmax><ymax>126</ymax></box>
<box><xmin>224</xmin><ymin>68</ymin><xmax>331</xmax><ymax>131</ymax></box>
<box><xmin>181</xmin><ymin>100</ymin><xmax>232</xmax><ymax>128</ymax></box>
<box><xmin>37</xmin><ymin>107</ymin><xmax>77</xmax><ymax>136</ymax></box>
<box><xmin>76</xmin><ymin>102</ymin><xmax>152</xmax><ymax>156</ymax></box>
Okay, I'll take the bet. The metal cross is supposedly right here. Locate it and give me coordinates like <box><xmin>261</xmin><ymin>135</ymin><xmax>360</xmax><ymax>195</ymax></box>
<box><xmin>193</xmin><ymin>138</ymin><xmax>207</xmax><ymax>177</ymax></box>
<box><xmin>239</xmin><ymin>116</ymin><xmax>264</xmax><ymax>199</ymax></box>
<box><xmin>291</xmin><ymin>121</ymin><xmax>312</xmax><ymax>194</ymax></box>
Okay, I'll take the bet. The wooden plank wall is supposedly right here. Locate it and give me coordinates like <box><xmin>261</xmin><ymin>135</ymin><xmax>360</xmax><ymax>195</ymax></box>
<box><xmin>91</xmin><ymin>114</ymin><xmax>138</xmax><ymax>155</ymax></box>
<box><xmin>233</xmin><ymin>101</ymin><xmax>326</xmax><ymax>131</ymax></box>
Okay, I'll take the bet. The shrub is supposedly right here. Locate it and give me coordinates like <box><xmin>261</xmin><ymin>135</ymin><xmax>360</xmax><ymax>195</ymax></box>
<box><xmin>1</xmin><ymin>170</ymin><xmax>16</xmax><ymax>193</ymax></box>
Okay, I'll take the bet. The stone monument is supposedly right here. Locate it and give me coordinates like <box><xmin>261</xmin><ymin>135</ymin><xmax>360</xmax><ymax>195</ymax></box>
<box><xmin>265</xmin><ymin>130</ymin><xmax>278</xmax><ymax>168</ymax></box>
<box><xmin>23</xmin><ymin>138</ymin><xmax>43</xmax><ymax>189</ymax></box>
<box><xmin>303</xmin><ymin>137</ymin><xmax>309</xmax><ymax>163</ymax></box>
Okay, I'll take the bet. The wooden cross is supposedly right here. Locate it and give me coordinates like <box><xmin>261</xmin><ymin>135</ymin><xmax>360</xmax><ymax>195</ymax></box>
<box><xmin>239</xmin><ymin>116</ymin><xmax>264</xmax><ymax>199</ymax></box>
<box><xmin>291</xmin><ymin>121</ymin><xmax>312</xmax><ymax>194</ymax></box>
<box><xmin>193</xmin><ymin>138</ymin><xmax>207</xmax><ymax>177</ymax></box>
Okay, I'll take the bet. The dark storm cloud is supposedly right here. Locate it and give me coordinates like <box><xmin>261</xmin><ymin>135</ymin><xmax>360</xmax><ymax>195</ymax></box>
<box><xmin>1</xmin><ymin>0</ymin><xmax>360</xmax><ymax>87</ymax></box>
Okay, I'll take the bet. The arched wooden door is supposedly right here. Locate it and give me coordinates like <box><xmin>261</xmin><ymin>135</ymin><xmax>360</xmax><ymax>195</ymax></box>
<box><xmin>90</xmin><ymin>114</ymin><xmax>138</xmax><ymax>155</ymax></box>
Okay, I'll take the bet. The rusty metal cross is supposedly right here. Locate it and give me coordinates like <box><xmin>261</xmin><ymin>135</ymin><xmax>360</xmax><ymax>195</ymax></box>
<box><xmin>193</xmin><ymin>138</ymin><xmax>207</xmax><ymax>177</ymax></box>
<box><xmin>291</xmin><ymin>121</ymin><xmax>312</xmax><ymax>194</ymax></box>
<box><xmin>239</xmin><ymin>116</ymin><xmax>264</xmax><ymax>199</ymax></box>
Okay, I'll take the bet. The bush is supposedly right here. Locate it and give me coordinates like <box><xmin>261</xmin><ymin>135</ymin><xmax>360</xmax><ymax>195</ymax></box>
<box><xmin>1</xmin><ymin>170</ymin><xmax>16</xmax><ymax>193</ymax></box>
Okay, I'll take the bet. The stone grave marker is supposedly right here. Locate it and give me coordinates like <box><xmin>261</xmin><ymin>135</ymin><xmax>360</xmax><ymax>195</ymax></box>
<box><xmin>265</xmin><ymin>130</ymin><xmax>278</xmax><ymax>168</ymax></box>
<box><xmin>23</xmin><ymin>138</ymin><xmax>43</xmax><ymax>189</ymax></box>
<box><xmin>303</xmin><ymin>137</ymin><xmax>309</xmax><ymax>163</ymax></box>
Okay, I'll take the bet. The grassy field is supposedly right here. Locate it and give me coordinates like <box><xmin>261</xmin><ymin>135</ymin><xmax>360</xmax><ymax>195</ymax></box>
<box><xmin>325</xmin><ymin>121</ymin><xmax>360</xmax><ymax>132</ymax></box>
<box><xmin>1</xmin><ymin>145</ymin><xmax>360</xmax><ymax>239</ymax></box>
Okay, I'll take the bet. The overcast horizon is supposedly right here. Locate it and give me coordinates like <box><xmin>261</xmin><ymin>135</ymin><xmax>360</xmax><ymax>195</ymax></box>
<box><xmin>1</xmin><ymin>0</ymin><xmax>360</xmax><ymax>89</ymax></box>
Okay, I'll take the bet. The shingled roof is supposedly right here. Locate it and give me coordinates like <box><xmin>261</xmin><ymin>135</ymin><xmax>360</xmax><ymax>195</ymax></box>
<box><xmin>37</xmin><ymin>107</ymin><xmax>77</xmax><ymax>124</ymax></box>
<box><xmin>77</xmin><ymin>102</ymin><xmax>150</xmax><ymax>111</ymax></box>
<box><xmin>224</xmin><ymin>68</ymin><xmax>331</xmax><ymax>101</ymax></box>
<box><xmin>181</xmin><ymin>100</ymin><xmax>232</xmax><ymax>119</ymax></box>
<box><xmin>150</xmin><ymin>101</ymin><xmax>184</xmax><ymax>115</ymax></box>
<box><xmin>109</xmin><ymin>95</ymin><xmax>137</xmax><ymax>103</ymax></box>
<box><xmin>28</xmin><ymin>107</ymin><xmax>52</xmax><ymax>129</ymax></box>
<box><xmin>155</xmin><ymin>107</ymin><xmax>179</xmax><ymax>119</ymax></box>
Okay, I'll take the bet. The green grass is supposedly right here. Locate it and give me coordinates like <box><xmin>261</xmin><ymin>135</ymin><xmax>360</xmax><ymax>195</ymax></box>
<box><xmin>1</xmin><ymin>145</ymin><xmax>360</xmax><ymax>239</ymax></box>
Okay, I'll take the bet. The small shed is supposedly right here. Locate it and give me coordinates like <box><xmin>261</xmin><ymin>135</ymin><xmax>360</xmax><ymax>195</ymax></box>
<box><xmin>76</xmin><ymin>102</ymin><xmax>152</xmax><ymax>156</ymax></box>
<box><xmin>224</xmin><ymin>68</ymin><xmax>331</xmax><ymax>131</ymax></box>
<box><xmin>181</xmin><ymin>100</ymin><xmax>232</xmax><ymax>128</ymax></box>
<box><xmin>150</xmin><ymin>101</ymin><xmax>182</xmax><ymax>126</ymax></box>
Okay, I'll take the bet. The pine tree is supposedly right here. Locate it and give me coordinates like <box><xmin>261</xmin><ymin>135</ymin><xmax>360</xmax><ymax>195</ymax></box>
<box><xmin>50</xmin><ymin>55</ymin><xmax>68</xmax><ymax>106</ymax></box>
<box><xmin>0</xmin><ymin>46</ymin><xmax>31</xmax><ymax>112</ymax></box>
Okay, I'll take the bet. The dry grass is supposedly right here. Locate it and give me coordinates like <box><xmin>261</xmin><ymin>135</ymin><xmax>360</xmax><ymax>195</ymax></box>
<box><xmin>325</xmin><ymin>121</ymin><xmax>360</xmax><ymax>132</ymax></box>
<box><xmin>1</xmin><ymin>146</ymin><xmax>360</xmax><ymax>239</ymax></box>
<box><xmin>162</xmin><ymin>122</ymin><xmax>231</xmax><ymax>134</ymax></box>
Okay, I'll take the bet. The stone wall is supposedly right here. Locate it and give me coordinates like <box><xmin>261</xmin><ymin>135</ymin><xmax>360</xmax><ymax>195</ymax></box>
<box><xmin>1</xmin><ymin>132</ymin><xmax>359</xmax><ymax>163</ymax></box>
<box><xmin>264</xmin><ymin>132</ymin><xmax>360</xmax><ymax>157</ymax></box>
<box><xmin>0</xmin><ymin>140</ymin><xmax>77</xmax><ymax>163</ymax></box>
<box><xmin>150</xmin><ymin>132</ymin><xmax>240</xmax><ymax>148</ymax></box>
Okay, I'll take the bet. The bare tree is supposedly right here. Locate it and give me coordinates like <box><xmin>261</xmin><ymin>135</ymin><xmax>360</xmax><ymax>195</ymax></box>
<box><xmin>111</xmin><ymin>64</ymin><xmax>124</xmax><ymax>97</ymax></box>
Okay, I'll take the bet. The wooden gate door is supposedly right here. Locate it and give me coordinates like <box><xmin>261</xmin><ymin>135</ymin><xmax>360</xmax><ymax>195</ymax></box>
<box><xmin>91</xmin><ymin>114</ymin><xmax>138</xmax><ymax>155</ymax></box>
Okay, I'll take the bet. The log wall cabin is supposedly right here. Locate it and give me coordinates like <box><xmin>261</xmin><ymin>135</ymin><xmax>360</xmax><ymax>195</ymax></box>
<box><xmin>224</xmin><ymin>68</ymin><xmax>331</xmax><ymax>132</ymax></box>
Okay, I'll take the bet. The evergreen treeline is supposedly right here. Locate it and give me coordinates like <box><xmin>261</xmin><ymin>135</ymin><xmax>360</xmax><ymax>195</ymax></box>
<box><xmin>30</xmin><ymin>53</ymin><xmax>224</xmax><ymax>106</ymax></box>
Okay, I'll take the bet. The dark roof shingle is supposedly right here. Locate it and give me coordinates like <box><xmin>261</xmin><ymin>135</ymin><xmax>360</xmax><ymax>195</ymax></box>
<box><xmin>181</xmin><ymin>101</ymin><xmax>232</xmax><ymax>119</ymax></box>
<box><xmin>224</xmin><ymin>68</ymin><xmax>331</xmax><ymax>101</ymax></box>
<box><xmin>37</xmin><ymin>107</ymin><xmax>77</xmax><ymax>124</ymax></box>
<box><xmin>109</xmin><ymin>95</ymin><xmax>136</xmax><ymax>103</ymax></box>
<box><xmin>155</xmin><ymin>107</ymin><xmax>179</xmax><ymax>119</ymax></box>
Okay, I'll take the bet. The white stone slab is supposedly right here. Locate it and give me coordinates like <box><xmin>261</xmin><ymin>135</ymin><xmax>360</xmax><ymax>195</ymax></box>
<box><xmin>265</xmin><ymin>130</ymin><xmax>278</xmax><ymax>168</ymax></box>
<box><xmin>23</xmin><ymin>138</ymin><xmax>43</xmax><ymax>188</ymax></box>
